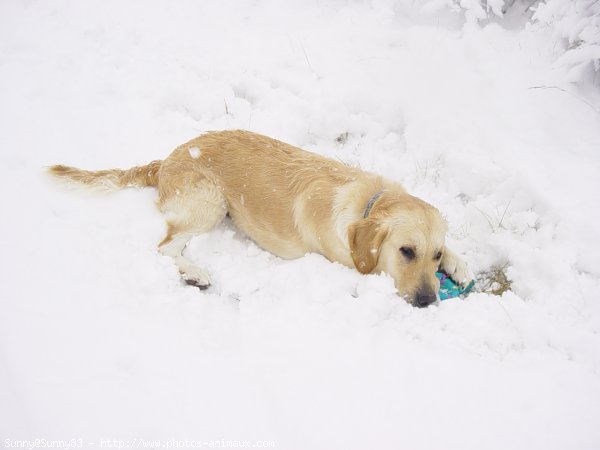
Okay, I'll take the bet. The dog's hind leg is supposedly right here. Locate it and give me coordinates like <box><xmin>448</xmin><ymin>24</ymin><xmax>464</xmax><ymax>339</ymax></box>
<box><xmin>158</xmin><ymin>178</ymin><xmax>227</xmax><ymax>289</ymax></box>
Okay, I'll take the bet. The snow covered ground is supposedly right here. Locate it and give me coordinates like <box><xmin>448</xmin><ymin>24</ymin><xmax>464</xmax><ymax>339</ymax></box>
<box><xmin>1</xmin><ymin>1</ymin><xmax>600</xmax><ymax>449</ymax></box>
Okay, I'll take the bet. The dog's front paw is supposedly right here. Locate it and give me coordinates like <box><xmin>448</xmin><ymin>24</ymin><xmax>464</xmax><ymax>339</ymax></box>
<box><xmin>441</xmin><ymin>247</ymin><xmax>472</xmax><ymax>287</ymax></box>
<box><xmin>182</xmin><ymin>266</ymin><xmax>211</xmax><ymax>290</ymax></box>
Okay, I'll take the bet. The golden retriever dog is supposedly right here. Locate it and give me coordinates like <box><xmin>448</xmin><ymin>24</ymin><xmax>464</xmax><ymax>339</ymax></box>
<box><xmin>49</xmin><ymin>130</ymin><xmax>470</xmax><ymax>307</ymax></box>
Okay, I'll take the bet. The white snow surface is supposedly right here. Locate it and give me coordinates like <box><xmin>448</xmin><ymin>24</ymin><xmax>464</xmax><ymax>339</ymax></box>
<box><xmin>188</xmin><ymin>147</ymin><xmax>201</xmax><ymax>159</ymax></box>
<box><xmin>1</xmin><ymin>1</ymin><xmax>600</xmax><ymax>449</ymax></box>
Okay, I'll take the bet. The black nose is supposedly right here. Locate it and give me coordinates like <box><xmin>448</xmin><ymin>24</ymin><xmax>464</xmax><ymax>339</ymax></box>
<box><xmin>415</xmin><ymin>293</ymin><xmax>436</xmax><ymax>308</ymax></box>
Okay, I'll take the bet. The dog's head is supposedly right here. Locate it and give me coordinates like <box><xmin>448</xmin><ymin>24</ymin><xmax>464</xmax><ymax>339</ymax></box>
<box><xmin>348</xmin><ymin>193</ymin><xmax>446</xmax><ymax>307</ymax></box>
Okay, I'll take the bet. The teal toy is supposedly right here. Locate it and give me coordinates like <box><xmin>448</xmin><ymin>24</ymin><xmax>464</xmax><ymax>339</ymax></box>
<box><xmin>436</xmin><ymin>271</ymin><xmax>475</xmax><ymax>300</ymax></box>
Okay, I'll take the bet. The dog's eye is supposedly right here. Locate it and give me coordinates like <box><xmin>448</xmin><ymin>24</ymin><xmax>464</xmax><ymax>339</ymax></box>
<box><xmin>400</xmin><ymin>247</ymin><xmax>416</xmax><ymax>260</ymax></box>
<box><xmin>434</xmin><ymin>251</ymin><xmax>443</xmax><ymax>260</ymax></box>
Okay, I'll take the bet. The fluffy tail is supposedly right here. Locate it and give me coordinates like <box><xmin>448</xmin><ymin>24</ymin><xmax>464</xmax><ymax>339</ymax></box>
<box><xmin>48</xmin><ymin>160</ymin><xmax>162</xmax><ymax>191</ymax></box>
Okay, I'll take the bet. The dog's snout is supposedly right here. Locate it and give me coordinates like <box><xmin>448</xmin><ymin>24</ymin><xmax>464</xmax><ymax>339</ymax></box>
<box><xmin>415</xmin><ymin>292</ymin><xmax>436</xmax><ymax>308</ymax></box>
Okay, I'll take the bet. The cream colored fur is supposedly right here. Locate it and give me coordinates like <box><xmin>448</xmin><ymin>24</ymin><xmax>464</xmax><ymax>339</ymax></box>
<box><xmin>49</xmin><ymin>130</ymin><xmax>470</xmax><ymax>306</ymax></box>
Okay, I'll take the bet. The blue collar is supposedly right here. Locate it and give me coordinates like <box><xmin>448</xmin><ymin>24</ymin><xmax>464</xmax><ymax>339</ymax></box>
<box><xmin>363</xmin><ymin>191</ymin><xmax>385</xmax><ymax>219</ymax></box>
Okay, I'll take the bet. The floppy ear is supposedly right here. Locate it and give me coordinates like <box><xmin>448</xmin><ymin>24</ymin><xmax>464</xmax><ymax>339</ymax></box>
<box><xmin>348</xmin><ymin>219</ymin><xmax>389</xmax><ymax>274</ymax></box>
